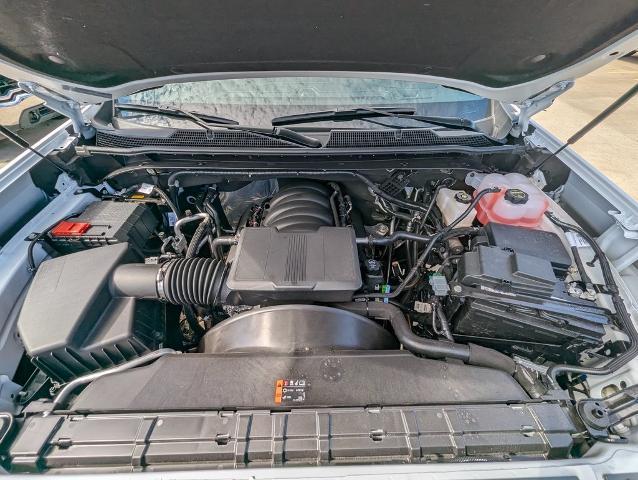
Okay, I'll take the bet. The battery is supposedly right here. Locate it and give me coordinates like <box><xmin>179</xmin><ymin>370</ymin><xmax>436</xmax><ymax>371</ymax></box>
<box><xmin>48</xmin><ymin>200</ymin><xmax>158</xmax><ymax>253</ymax></box>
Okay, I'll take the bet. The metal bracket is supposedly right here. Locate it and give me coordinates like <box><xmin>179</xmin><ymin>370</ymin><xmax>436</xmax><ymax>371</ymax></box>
<box><xmin>577</xmin><ymin>384</ymin><xmax>638</xmax><ymax>440</ymax></box>
<box><xmin>609</xmin><ymin>210</ymin><xmax>638</xmax><ymax>239</ymax></box>
<box><xmin>17</xmin><ymin>81</ymin><xmax>95</xmax><ymax>139</ymax></box>
<box><xmin>507</xmin><ymin>81</ymin><xmax>574</xmax><ymax>137</ymax></box>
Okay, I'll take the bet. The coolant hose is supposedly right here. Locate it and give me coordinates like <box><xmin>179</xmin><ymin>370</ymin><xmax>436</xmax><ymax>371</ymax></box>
<box><xmin>333</xmin><ymin>302</ymin><xmax>516</xmax><ymax>374</ymax></box>
<box><xmin>111</xmin><ymin>258</ymin><xmax>225</xmax><ymax>306</ymax></box>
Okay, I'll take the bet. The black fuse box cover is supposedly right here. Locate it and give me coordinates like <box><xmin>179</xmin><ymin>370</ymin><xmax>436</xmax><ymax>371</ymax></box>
<box><xmin>48</xmin><ymin>200</ymin><xmax>158</xmax><ymax>254</ymax></box>
<box><xmin>453</xmin><ymin>298</ymin><xmax>607</xmax><ymax>363</ymax></box>
<box><xmin>485</xmin><ymin>222</ymin><xmax>572</xmax><ymax>278</ymax></box>
<box><xmin>457</xmin><ymin>245</ymin><xmax>557</xmax><ymax>297</ymax></box>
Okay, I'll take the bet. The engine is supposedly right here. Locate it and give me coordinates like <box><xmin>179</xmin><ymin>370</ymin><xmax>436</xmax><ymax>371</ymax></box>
<box><xmin>17</xmin><ymin>174</ymin><xmax>617</xmax><ymax>385</ymax></box>
<box><xmin>10</xmin><ymin>170</ymin><xmax>637</xmax><ymax>469</ymax></box>
<box><xmin>224</xmin><ymin>182</ymin><xmax>362</xmax><ymax>304</ymax></box>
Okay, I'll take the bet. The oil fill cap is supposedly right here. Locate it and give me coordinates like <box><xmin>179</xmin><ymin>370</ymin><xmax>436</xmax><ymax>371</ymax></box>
<box><xmin>504</xmin><ymin>188</ymin><xmax>529</xmax><ymax>205</ymax></box>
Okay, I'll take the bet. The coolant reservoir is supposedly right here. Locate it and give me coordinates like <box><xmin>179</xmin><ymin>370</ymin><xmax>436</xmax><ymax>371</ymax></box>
<box><xmin>473</xmin><ymin>173</ymin><xmax>549</xmax><ymax>227</ymax></box>
<box><xmin>435</xmin><ymin>188</ymin><xmax>476</xmax><ymax>227</ymax></box>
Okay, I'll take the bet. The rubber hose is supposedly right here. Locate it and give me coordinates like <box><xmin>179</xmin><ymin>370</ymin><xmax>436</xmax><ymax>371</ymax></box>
<box><xmin>111</xmin><ymin>258</ymin><xmax>224</xmax><ymax>306</ymax></box>
<box><xmin>436</xmin><ymin>303</ymin><xmax>455</xmax><ymax>342</ymax></box>
<box><xmin>334</xmin><ymin>302</ymin><xmax>516</xmax><ymax>374</ymax></box>
<box><xmin>186</xmin><ymin>217</ymin><xmax>210</xmax><ymax>258</ymax></box>
<box><xmin>161</xmin><ymin>258</ymin><xmax>224</xmax><ymax>305</ymax></box>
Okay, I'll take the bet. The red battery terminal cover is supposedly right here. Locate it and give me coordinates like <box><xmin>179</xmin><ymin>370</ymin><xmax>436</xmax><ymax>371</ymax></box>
<box><xmin>50</xmin><ymin>221</ymin><xmax>91</xmax><ymax>237</ymax></box>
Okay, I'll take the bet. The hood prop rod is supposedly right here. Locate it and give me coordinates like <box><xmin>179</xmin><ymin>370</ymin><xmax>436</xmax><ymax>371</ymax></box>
<box><xmin>531</xmin><ymin>82</ymin><xmax>638</xmax><ymax>173</ymax></box>
<box><xmin>0</xmin><ymin>124</ymin><xmax>69</xmax><ymax>175</ymax></box>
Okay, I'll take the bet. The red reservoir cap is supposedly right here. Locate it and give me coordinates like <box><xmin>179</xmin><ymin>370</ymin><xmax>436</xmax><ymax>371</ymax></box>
<box><xmin>50</xmin><ymin>221</ymin><xmax>91</xmax><ymax>237</ymax></box>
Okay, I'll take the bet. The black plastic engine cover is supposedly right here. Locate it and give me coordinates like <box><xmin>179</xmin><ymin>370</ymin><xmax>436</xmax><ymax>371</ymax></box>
<box><xmin>226</xmin><ymin>227</ymin><xmax>362</xmax><ymax>304</ymax></box>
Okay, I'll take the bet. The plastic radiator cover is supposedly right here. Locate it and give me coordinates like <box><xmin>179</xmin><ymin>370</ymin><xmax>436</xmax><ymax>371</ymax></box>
<box><xmin>9</xmin><ymin>403</ymin><xmax>576</xmax><ymax>471</ymax></box>
<box><xmin>69</xmin><ymin>351</ymin><xmax>528</xmax><ymax>411</ymax></box>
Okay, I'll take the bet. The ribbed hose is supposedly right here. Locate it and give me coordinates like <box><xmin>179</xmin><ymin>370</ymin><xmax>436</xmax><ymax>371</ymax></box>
<box><xmin>161</xmin><ymin>258</ymin><xmax>224</xmax><ymax>306</ymax></box>
<box><xmin>112</xmin><ymin>258</ymin><xmax>225</xmax><ymax>306</ymax></box>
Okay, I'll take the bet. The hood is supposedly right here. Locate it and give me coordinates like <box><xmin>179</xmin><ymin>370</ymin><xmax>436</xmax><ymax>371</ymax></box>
<box><xmin>0</xmin><ymin>0</ymin><xmax>637</xmax><ymax>106</ymax></box>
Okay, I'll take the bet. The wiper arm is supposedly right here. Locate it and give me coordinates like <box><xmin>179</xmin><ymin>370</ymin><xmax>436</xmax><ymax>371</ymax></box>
<box><xmin>115</xmin><ymin>103</ymin><xmax>322</xmax><ymax>148</ymax></box>
<box><xmin>115</xmin><ymin>103</ymin><xmax>239</xmax><ymax>125</ymax></box>
<box><xmin>271</xmin><ymin>106</ymin><xmax>475</xmax><ymax>131</ymax></box>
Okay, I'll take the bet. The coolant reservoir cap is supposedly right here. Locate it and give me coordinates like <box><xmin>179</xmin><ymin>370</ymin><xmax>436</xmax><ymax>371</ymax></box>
<box><xmin>504</xmin><ymin>188</ymin><xmax>529</xmax><ymax>205</ymax></box>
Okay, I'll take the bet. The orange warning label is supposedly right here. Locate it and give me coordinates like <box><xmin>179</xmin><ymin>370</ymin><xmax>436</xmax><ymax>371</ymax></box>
<box><xmin>274</xmin><ymin>379</ymin><xmax>284</xmax><ymax>404</ymax></box>
<box><xmin>274</xmin><ymin>378</ymin><xmax>307</xmax><ymax>404</ymax></box>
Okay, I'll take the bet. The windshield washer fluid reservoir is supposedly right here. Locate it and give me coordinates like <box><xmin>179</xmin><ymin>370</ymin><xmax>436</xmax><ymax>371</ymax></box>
<box><xmin>436</xmin><ymin>188</ymin><xmax>476</xmax><ymax>227</ymax></box>
<box><xmin>473</xmin><ymin>173</ymin><xmax>549</xmax><ymax>228</ymax></box>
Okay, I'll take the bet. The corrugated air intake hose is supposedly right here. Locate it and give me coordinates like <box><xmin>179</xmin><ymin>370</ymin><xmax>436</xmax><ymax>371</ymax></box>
<box><xmin>111</xmin><ymin>258</ymin><xmax>225</xmax><ymax>306</ymax></box>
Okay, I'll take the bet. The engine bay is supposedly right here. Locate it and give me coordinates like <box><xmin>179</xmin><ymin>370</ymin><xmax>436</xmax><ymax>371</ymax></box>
<box><xmin>3</xmin><ymin>167</ymin><xmax>638</xmax><ymax>471</ymax></box>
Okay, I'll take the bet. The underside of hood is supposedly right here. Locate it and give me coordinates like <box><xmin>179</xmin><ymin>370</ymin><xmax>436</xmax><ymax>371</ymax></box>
<box><xmin>0</xmin><ymin>0</ymin><xmax>637</xmax><ymax>104</ymax></box>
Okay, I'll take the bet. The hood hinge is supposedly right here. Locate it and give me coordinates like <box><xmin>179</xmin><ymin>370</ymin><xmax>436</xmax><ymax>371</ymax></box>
<box><xmin>17</xmin><ymin>82</ymin><xmax>95</xmax><ymax>139</ymax></box>
<box><xmin>507</xmin><ymin>80</ymin><xmax>574</xmax><ymax>137</ymax></box>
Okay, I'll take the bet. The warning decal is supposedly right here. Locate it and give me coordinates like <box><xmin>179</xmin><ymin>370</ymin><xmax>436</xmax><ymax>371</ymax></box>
<box><xmin>274</xmin><ymin>378</ymin><xmax>308</xmax><ymax>404</ymax></box>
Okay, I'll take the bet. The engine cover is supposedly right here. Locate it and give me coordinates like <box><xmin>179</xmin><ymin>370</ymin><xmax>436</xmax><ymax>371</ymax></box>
<box><xmin>225</xmin><ymin>227</ymin><xmax>362</xmax><ymax>304</ymax></box>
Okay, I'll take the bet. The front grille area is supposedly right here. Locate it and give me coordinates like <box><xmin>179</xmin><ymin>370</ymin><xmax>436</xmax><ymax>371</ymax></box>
<box><xmin>326</xmin><ymin>129</ymin><xmax>494</xmax><ymax>148</ymax></box>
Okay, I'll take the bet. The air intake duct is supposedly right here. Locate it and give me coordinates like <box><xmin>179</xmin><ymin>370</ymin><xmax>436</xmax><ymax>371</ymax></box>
<box><xmin>111</xmin><ymin>258</ymin><xmax>225</xmax><ymax>306</ymax></box>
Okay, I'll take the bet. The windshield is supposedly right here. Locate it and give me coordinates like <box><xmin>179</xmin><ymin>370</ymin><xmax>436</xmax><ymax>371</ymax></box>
<box><xmin>116</xmin><ymin>76</ymin><xmax>494</xmax><ymax>129</ymax></box>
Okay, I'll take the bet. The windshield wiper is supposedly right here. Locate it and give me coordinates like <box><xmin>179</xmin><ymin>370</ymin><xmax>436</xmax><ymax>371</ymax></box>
<box><xmin>115</xmin><ymin>103</ymin><xmax>322</xmax><ymax>148</ymax></box>
<box><xmin>271</xmin><ymin>106</ymin><xmax>476</xmax><ymax>131</ymax></box>
<box><xmin>115</xmin><ymin>103</ymin><xmax>240</xmax><ymax>125</ymax></box>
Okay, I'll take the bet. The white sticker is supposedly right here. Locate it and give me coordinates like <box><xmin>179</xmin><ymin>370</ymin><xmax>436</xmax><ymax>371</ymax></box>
<box><xmin>137</xmin><ymin>183</ymin><xmax>154</xmax><ymax>195</ymax></box>
<box><xmin>414</xmin><ymin>301</ymin><xmax>432</xmax><ymax>314</ymax></box>
<box><xmin>565</xmin><ymin>231</ymin><xmax>589</xmax><ymax>248</ymax></box>
<box><xmin>166</xmin><ymin>212</ymin><xmax>177</xmax><ymax>226</ymax></box>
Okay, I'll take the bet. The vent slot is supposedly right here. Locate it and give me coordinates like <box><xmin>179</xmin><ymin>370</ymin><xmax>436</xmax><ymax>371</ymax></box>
<box><xmin>97</xmin><ymin>130</ymin><xmax>296</xmax><ymax>148</ymax></box>
<box><xmin>97</xmin><ymin>128</ymin><xmax>494</xmax><ymax>149</ymax></box>
<box><xmin>326</xmin><ymin>129</ymin><xmax>494</xmax><ymax>148</ymax></box>
<box><xmin>284</xmin><ymin>234</ymin><xmax>308</xmax><ymax>284</ymax></box>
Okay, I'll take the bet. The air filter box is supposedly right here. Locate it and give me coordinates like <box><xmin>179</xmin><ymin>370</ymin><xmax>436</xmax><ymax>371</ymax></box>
<box><xmin>17</xmin><ymin>243</ymin><xmax>164</xmax><ymax>382</ymax></box>
<box><xmin>225</xmin><ymin>227</ymin><xmax>361</xmax><ymax>304</ymax></box>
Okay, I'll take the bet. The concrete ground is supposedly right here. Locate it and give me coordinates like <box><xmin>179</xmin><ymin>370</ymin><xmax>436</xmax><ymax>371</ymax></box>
<box><xmin>0</xmin><ymin>95</ymin><xmax>66</xmax><ymax>168</ymax></box>
<box><xmin>535</xmin><ymin>55</ymin><xmax>638</xmax><ymax>198</ymax></box>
